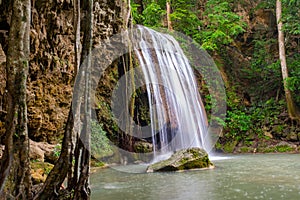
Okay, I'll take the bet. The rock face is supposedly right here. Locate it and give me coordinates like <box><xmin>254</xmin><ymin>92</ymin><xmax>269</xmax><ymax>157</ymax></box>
<box><xmin>29</xmin><ymin>139</ymin><xmax>57</xmax><ymax>163</ymax></box>
<box><xmin>0</xmin><ymin>0</ymin><xmax>124</xmax><ymax>144</ymax></box>
<box><xmin>146</xmin><ymin>147</ymin><xmax>214</xmax><ymax>172</ymax></box>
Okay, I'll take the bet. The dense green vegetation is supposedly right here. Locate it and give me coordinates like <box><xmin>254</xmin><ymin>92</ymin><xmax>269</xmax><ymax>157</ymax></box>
<box><xmin>131</xmin><ymin>0</ymin><xmax>300</xmax><ymax>152</ymax></box>
<box><xmin>91</xmin><ymin>121</ymin><xmax>113</xmax><ymax>159</ymax></box>
<box><xmin>132</xmin><ymin>0</ymin><xmax>246</xmax><ymax>50</ymax></box>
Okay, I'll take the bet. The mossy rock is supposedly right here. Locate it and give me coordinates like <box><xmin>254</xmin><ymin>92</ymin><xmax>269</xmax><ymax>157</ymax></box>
<box><xmin>238</xmin><ymin>146</ymin><xmax>255</xmax><ymax>153</ymax></box>
<box><xmin>257</xmin><ymin>141</ymin><xmax>297</xmax><ymax>153</ymax></box>
<box><xmin>222</xmin><ymin>140</ymin><xmax>238</xmax><ymax>153</ymax></box>
<box><xmin>90</xmin><ymin>159</ymin><xmax>106</xmax><ymax>168</ymax></box>
<box><xmin>31</xmin><ymin>161</ymin><xmax>54</xmax><ymax>184</ymax></box>
<box><xmin>146</xmin><ymin>147</ymin><xmax>214</xmax><ymax>172</ymax></box>
<box><xmin>133</xmin><ymin>141</ymin><xmax>153</xmax><ymax>153</ymax></box>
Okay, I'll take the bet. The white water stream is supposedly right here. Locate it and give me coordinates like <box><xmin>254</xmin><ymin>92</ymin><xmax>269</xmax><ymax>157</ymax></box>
<box><xmin>133</xmin><ymin>26</ymin><xmax>209</xmax><ymax>160</ymax></box>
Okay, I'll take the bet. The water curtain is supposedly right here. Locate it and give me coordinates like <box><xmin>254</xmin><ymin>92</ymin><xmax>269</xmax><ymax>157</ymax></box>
<box><xmin>132</xmin><ymin>26</ymin><xmax>209</xmax><ymax>160</ymax></box>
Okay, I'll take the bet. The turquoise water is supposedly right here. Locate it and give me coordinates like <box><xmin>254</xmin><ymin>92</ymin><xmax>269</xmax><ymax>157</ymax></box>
<box><xmin>91</xmin><ymin>154</ymin><xmax>300</xmax><ymax>200</ymax></box>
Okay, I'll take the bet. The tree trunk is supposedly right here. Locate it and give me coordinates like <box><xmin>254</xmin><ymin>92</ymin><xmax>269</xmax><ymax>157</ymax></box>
<box><xmin>0</xmin><ymin>0</ymin><xmax>31</xmax><ymax>198</ymax></box>
<box><xmin>74</xmin><ymin>0</ymin><xmax>81</xmax><ymax>76</ymax></box>
<box><xmin>166</xmin><ymin>1</ymin><xmax>173</xmax><ymax>31</ymax></box>
<box><xmin>34</xmin><ymin>110</ymin><xmax>74</xmax><ymax>200</ymax></box>
<box><xmin>276</xmin><ymin>0</ymin><xmax>299</xmax><ymax>121</ymax></box>
<box><xmin>73</xmin><ymin>0</ymin><xmax>93</xmax><ymax>198</ymax></box>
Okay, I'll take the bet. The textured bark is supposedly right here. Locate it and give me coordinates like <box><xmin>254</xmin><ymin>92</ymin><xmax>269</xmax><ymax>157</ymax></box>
<box><xmin>276</xmin><ymin>0</ymin><xmax>299</xmax><ymax>121</ymax></box>
<box><xmin>0</xmin><ymin>0</ymin><xmax>31</xmax><ymax>198</ymax></box>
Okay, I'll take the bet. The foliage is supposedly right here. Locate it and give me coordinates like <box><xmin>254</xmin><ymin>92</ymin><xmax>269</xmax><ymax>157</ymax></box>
<box><xmin>131</xmin><ymin>0</ymin><xmax>246</xmax><ymax>51</ymax></box>
<box><xmin>222</xmin><ymin>86</ymin><xmax>249</xmax><ymax>141</ymax></box>
<box><xmin>255</xmin><ymin>0</ymin><xmax>275</xmax><ymax>10</ymax></box>
<box><xmin>142</xmin><ymin>2</ymin><xmax>165</xmax><ymax>27</ymax></box>
<box><xmin>91</xmin><ymin>120</ymin><xmax>113</xmax><ymax>158</ymax></box>
<box><xmin>200</xmin><ymin>0</ymin><xmax>246</xmax><ymax>50</ymax></box>
<box><xmin>257</xmin><ymin>0</ymin><xmax>300</xmax><ymax>36</ymax></box>
<box><xmin>131</xmin><ymin>3</ymin><xmax>144</xmax><ymax>24</ymax></box>
<box><xmin>169</xmin><ymin>0</ymin><xmax>202</xmax><ymax>39</ymax></box>
<box><xmin>250</xmin><ymin>39</ymin><xmax>277</xmax><ymax>71</ymax></box>
<box><xmin>225</xmin><ymin>109</ymin><xmax>251</xmax><ymax>140</ymax></box>
<box><xmin>281</xmin><ymin>0</ymin><xmax>300</xmax><ymax>35</ymax></box>
<box><xmin>256</xmin><ymin>0</ymin><xmax>300</xmax><ymax>106</ymax></box>
<box><xmin>250</xmin><ymin>99</ymin><xmax>285</xmax><ymax>127</ymax></box>
<box><xmin>53</xmin><ymin>144</ymin><xmax>61</xmax><ymax>158</ymax></box>
<box><xmin>223</xmin><ymin>95</ymin><xmax>286</xmax><ymax>144</ymax></box>
<box><xmin>286</xmin><ymin>55</ymin><xmax>300</xmax><ymax>106</ymax></box>
<box><xmin>245</xmin><ymin>38</ymin><xmax>282</xmax><ymax>101</ymax></box>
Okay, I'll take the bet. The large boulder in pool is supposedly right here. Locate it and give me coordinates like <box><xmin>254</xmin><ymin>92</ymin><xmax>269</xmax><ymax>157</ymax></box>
<box><xmin>146</xmin><ymin>147</ymin><xmax>214</xmax><ymax>172</ymax></box>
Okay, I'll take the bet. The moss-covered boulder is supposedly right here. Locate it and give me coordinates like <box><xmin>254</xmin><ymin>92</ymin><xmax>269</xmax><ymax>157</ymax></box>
<box><xmin>146</xmin><ymin>147</ymin><xmax>214</xmax><ymax>172</ymax></box>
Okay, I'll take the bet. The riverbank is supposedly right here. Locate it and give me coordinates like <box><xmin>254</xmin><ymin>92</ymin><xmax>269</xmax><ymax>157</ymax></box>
<box><xmin>216</xmin><ymin>138</ymin><xmax>299</xmax><ymax>154</ymax></box>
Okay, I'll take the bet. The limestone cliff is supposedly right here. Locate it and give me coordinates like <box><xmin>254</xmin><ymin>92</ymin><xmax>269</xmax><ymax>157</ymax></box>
<box><xmin>0</xmin><ymin>0</ymin><xmax>124</xmax><ymax>143</ymax></box>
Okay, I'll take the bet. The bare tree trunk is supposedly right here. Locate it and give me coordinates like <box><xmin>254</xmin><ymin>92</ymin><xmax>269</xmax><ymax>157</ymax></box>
<box><xmin>124</xmin><ymin>0</ymin><xmax>131</xmax><ymax>29</ymax></box>
<box><xmin>276</xmin><ymin>0</ymin><xmax>299</xmax><ymax>121</ymax></box>
<box><xmin>0</xmin><ymin>0</ymin><xmax>31</xmax><ymax>198</ymax></box>
<box><xmin>67</xmin><ymin>0</ymin><xmax>81</xmax><ymax>189</ymax></box>
<box><xmin>73</xmin><ymin>0</ymin><xmax>93</xmax><ymax>198</ymax></box>
<box><xmin>74</xmin><ymin>0</ymin><xmax>81</xmax><ymax>76</ymax></box>
<box><xmin>166</xmin><ymin>1</ymin><xmax>173</xmax><ymax>31</ymax></box>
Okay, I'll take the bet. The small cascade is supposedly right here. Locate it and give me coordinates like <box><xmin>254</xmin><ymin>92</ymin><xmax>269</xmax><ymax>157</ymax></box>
<box><xmin>132</xmin><ymin>26</ymin><xmax>209</xmax><ymax>161</ymax></box>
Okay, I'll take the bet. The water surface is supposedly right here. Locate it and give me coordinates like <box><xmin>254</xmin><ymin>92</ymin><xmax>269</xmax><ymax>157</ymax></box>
<box><xmin>91</xmin><ymin>154</ymin><xmax>300</xmax><ymax>200</ymax></box>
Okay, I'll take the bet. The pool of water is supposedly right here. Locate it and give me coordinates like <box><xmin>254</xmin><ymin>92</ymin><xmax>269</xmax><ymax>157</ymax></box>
<box><xmin>91</xmin><ymin>154</ymin><xmax>300</xmax><ymax>200</ymax></box>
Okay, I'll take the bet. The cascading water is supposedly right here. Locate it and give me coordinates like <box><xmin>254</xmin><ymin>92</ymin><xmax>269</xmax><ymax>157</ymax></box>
<box><xmin>132</xmin><ymin>26</ymin><xmax>209</xmax><ymax>161</ymax></box>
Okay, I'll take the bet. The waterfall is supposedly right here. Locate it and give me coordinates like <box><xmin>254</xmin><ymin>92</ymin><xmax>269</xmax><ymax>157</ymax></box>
<box><xmin>132</xmin><ymin>26</ymin><xmax>209</xmax><ymax>161</ymax></box>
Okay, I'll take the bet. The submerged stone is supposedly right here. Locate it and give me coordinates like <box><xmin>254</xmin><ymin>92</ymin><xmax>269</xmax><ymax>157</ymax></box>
<box><xmin>146</xmin><ymin>147</ymin><xmax>214</xmax><ymax>172</ymax></box>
